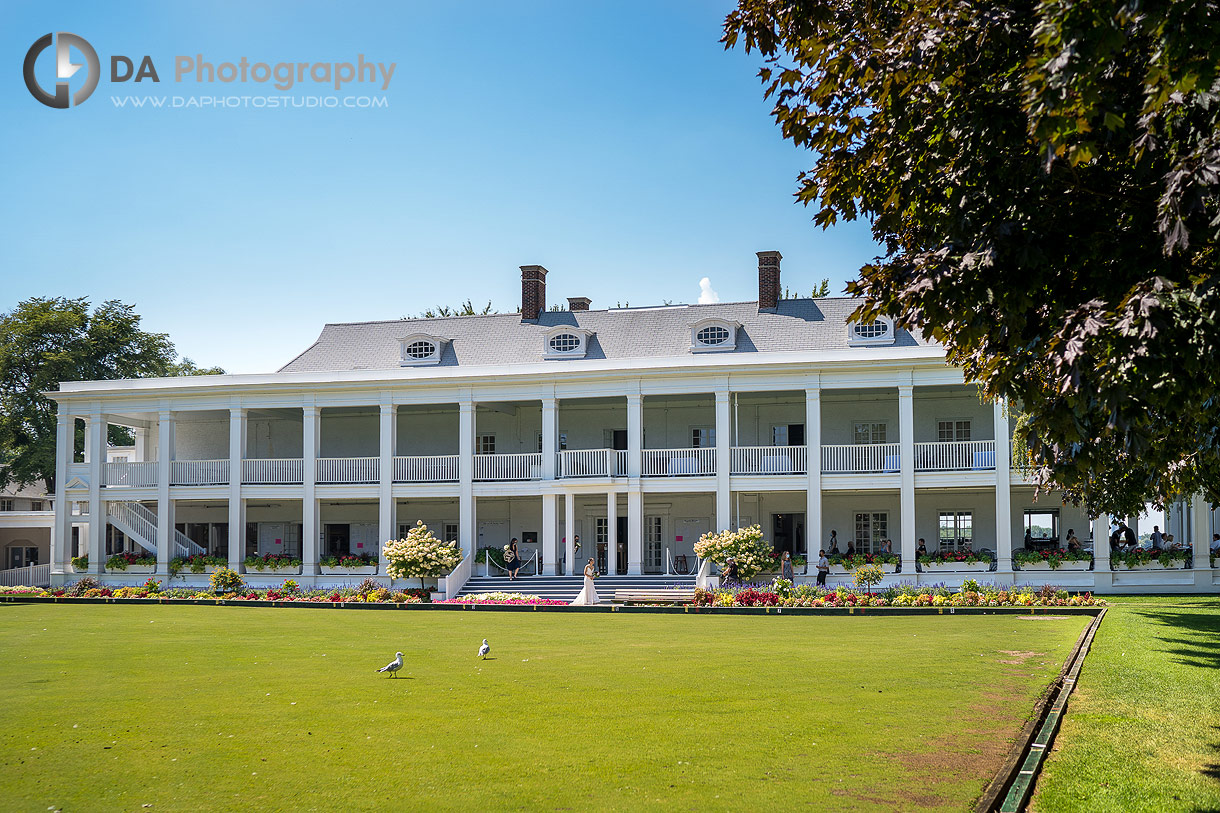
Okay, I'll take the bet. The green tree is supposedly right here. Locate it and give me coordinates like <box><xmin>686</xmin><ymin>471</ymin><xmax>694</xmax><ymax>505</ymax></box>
<box><xmin>415</xmin><ymin>300</ymin><xmax>497</xmax><ymax>319</ymax></box>
<box><xmin>724</xmin><ymin>1</ymin><xmax>1220</xmax><ymax>517</ymax></box>
<box><xmin>0</xmin><ymin>297</ymin><xmax>223</xmax><ymax>493</ymax></box>
<box><xmin>783</xmin><ymin>279</ymin><xmax>832</xmax><ymax>299</ymax></box>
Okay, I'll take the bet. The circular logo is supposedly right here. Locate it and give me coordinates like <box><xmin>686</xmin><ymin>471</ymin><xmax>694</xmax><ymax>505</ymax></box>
<box><xmin>23</xmin><ymin>32</ymin><xmax>99</xmax><ymax>109</ymax></box>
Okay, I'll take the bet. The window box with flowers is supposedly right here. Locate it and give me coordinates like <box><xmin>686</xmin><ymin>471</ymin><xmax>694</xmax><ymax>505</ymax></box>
<box><xmin>243</xmin><ymin>553</ymin><xmax>302</xmax><ymax>574</ymax></box>
<box><xmin>169</xmin><ymin>554</ymin><xmax>227</xmax><ymax>576</ymax></box>
<box><xmin>319</xmin><ymin>553</ymin><xmax>380</xmax><ymax>575</ymax></box>
<box><xmin>828</xmin><ymin>552</ymin><xmax>900</xmax><ymax>574</ymax></box>
<box><xmin>106</xmin><ymin>552</ymin><xmax>157</xmax><ymax>573</ymax></box>
<box><xmin>1112</xmin><ymin>547</ymin><xmax>1191</xmax><ymax>570</ymax></box>
<box><xmin>1014</xmin><ymin>549</ymin><xmax>1092</xmax><ymax>571</ymax></box>
<box><xmin>918</xmin><ymin>549</ymin><xmax>993</xmax><ymax>572</ymax></box>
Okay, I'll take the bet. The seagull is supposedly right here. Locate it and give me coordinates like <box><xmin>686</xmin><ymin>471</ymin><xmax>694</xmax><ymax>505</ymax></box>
<box><xmin>478</xmin><ymin>639</ymin><xmax>490</xmax><ymax>659</ymax></box>
<box><xmin>377</xmin><ymin>652</ymin><xmax>404</xmax><ymax>678</ymax></box>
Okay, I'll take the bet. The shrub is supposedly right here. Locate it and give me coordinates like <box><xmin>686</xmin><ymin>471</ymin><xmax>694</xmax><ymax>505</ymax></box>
<box><xmin>281</xmin><ymin>579</ymin><xmax>301</xmax><ymax>595</ymax></box>
<box><xmin>66</xmin><ymin>577</ymin><xmax>100</xmax><ymax>597</ymax></box>
<box><xmin>382</xmin><ymin>521</ymin><xmax>462</xmax><ymax>588</ymax></box>
<box><xmin>143</xmin><ymin>578</ymin><xmax>162</xmax><ymax>594</ymax></box>
<box><xmin>693</xmin><ymin>525</ymin><xmax>775</xmax><ymax>580</ymax></box>
<box><xmin>209</xmin><ymin>566</ymin><xmax>244</xmax><ymax>594</ymax></box>
<box><xmin>853</xmin><ymin>564</ymin><xmax>886</xmax><ymax>593</ymax></box>
<box><xmin>106</xmin><ymin>552</ymin><xmax>156</xmax><ymax>571</ymax></box>
<box><xmin>70</xmin><ymin>555</ymin><xmax>89</xmax><ymax>570</ymax></box>
<box><xmin>355</xmin><ymin>578</ymin><xmax>383</xmax><ymax>597</ymax></box>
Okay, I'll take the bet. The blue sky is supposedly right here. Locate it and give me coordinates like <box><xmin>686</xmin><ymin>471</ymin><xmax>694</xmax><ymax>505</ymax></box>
<box><xmin>0</xmin><ymin>0</ymin><xmax>881</xmax><ymax>374</ymax></box>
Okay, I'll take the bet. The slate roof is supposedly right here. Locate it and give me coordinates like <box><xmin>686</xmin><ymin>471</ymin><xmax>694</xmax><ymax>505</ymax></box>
<box><xmin>278</xmin><ymin>298</ymin><xmax>936</xmax><ymax>373</ymax></box>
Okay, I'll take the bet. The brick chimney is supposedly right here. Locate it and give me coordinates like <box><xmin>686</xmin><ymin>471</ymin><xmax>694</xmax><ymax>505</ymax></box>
<box><xmin>567</xmin><ymin>297</ymin><xmax>591</xmax><ymax>311</ymax></box>
<box><xmin>757</xmin><ymin>251</ymin><xmax>782</xmax><ymax>311</ymax></box>
<box><xmin>520</xmin><ymin>265</ymin><xmax>548</xmax><ymax>320</ymax></box>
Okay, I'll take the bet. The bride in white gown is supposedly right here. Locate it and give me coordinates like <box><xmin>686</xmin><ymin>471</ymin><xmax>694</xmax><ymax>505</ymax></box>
<box><xmin>570</xmin><ymin>558</ymin><xmax>600</xmax><ymax>605</ymax></box>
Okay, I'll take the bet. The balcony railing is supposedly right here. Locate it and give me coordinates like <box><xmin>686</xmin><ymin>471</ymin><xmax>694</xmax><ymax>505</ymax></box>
<box><xmin>242</xmin><ymin>458</ymin><xmax>304</xmax><ymax>485</ymax></box>
<box><xmin>394</xmin><ymin>455</ymin><xmax>459</xmax><ymax>483</ymax></box>
<box><xmin>557</xmin><ymin>449</ymin><xmax>627</xmax><ymax>478</ymax></box>
<box><xmin>642</xmin><ymin>448</ymin><xmax>715</xmax><ymax>477</ymax></box>
<box><xmin>731</xmin><ymin>445</ymin><xmax>808</xmax><ymax>475</ymax></box>
<box><xmin>171</xmin><ymin>460</ymin><xmax>230</xmax><ymax>486</ymax></box>
<box><xmin>914</xmin><ymin>440</ymin><xmax>996</xmax><ymax>471</ymax></box>
<box><xmin>317</xmin><ymin>457</ymin><xmax>379</xmax><ymax>484</ymax></box>
<box><xmin>822</xmin><ymin>443</ymin><xmax>901</xmax><ymax>474</ymax></box>
<box><xmin>103</xmin><ymin>461</ymin><xmax>158</xmax><ymax>487</ymax></box>
<box><xmin>473</xmin><ymin>452</ymin><xmax>543</xmax><ymax>481</ymax></box>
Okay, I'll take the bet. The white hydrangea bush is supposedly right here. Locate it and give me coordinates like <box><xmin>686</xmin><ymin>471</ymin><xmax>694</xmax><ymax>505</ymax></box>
<box><xmin>382</xmin><ymin>520</ymin><xmax>463</xmax><ymax>586</ymax></box>
<box><xmin>692</xmin><ymin>524</ymin><xmax>775</xmax><ymax>580</ymax></box>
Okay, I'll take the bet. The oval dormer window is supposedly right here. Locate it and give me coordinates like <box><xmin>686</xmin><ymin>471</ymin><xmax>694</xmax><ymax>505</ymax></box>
<box><xmin>695</xmin><ymin>325</ymin><xmax>731</xmax><ymax>346</ymax></box>
<box><xmin>548</xmin><ymin>333</ymin><xmax>581</xmax><ymax>353</ymax></box>
<box><xmin>854</xmin><ymin>321</ymin><xmax>887</xmax><ymax>340</ymax></box>
<box><xmin>405</xmin><ymin>340</ymin><xmax>437</xmax><ymax>359</ymax></box>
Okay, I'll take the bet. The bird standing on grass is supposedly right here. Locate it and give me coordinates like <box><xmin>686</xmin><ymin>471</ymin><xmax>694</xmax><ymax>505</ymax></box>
<box><xmin>478</xmin><ymin>639</ymin><xmax>490</xmax><ymax>659</ymax></box>
<box><xmin>377</xmin><ymin>652</ymin><xmax>404</xmax><ymax>677</ymax></box>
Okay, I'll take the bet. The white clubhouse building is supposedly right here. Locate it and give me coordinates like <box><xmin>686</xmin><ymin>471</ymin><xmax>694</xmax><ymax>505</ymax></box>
<box><xmin>44</xmin><ymin>255</ymin><xmax>1218</xmax><ymax>593</ymax></box>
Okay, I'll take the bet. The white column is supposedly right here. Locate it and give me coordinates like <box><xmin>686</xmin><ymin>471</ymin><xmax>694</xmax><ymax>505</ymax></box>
<box><xmin>1092</xmin><ymin>513</ymin><xmax>1111</xmax><ymax>574</ymax></box>
<box><xmin>542</xmin><ymin>492</ymin><xmax>558</xmax><ymax>574</ymax></box>
<box><xmin>626</xmin><ymin>393</ymin><xmax>643</xmax><ymax>478</ymax></box>
<box><xmin>458</xmin><ymin>397</ymin><xmax>475</xmax><ymax>558</ymax></box>
<box><xmin>805</xmin><ymin>387</ymin><xmax>822</xmax><ymax>559</ymax></box>
<box><xmin>541</xmin><ymin>397</ymin><xmax>557</xmax><ymax>480</ymax></box>
<box><xmin>607</xmin><ymin>491</ymin><xmax>618</xmax><ymax>575</ymax></box>
<box><xmin>898</xmin><ymin>385</ymin><xmax>916</xmax><ymax>574</ymax></box>
<box><xmin>227</xmin><ymin>408</ymin><xmax>246</xmax><ymax>571</ymax></box>
<box><xmin>302</xmin><ymin>405</ymin><xmax>320</xmax><ymax>575</ymax></box>
<box><xmin>565</xmin><ymin>492</ymin><xmax>576</xmax><ymax>574</ymax></box>
<box><xmin>993</xmin><ymin>399</ymin><xmax>1013</xmax><ymax>574</ymax></box>
<box><xmin>157</xmin><ymin>410</ymin><xmax>175</xmax><ymax>573</ymax></box>
<box><xmin>133</xmin><ymin>427</ymin><xmax>148</xmax><ymax>462</ymax></box>
<box><xmin>86</xmin><ymin>414</ymin><xmax>105</xmax><ymax>574</ymax></box>
<box><xmin>52</xmin><ymin>412</ymin><xmax>71</xmax><ymax>575</ymax></box>
<box><xmin>378</xmin><ymin>402</ymin><xmax>396</xmax><ymax>575</ymax></box>
<box><xmin>627</xmin><ymin>489</ymin><xmax>643</xmax><ymax>575</ymax></box>
<box><xmin>1191</xmin><ymin>497</ymin><xmax>1213</xmax><ymax>574</ymax></box>
<box><xmin>715</xmin><ymin>389</ymin><xmax>731</xmax><ymax>530</ymax></box>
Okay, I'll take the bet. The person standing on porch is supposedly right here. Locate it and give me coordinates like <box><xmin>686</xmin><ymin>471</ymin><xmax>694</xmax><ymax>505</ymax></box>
<box><xmin>1149</xmin><ymin>526</ymin><xmax>1165</xmax><ymax>549</ymax></box>
<box><xmin>780</xmin><ymin>551</ymin><xmax>794</xmax><ymax>581</ymax></box>
<box><xmin>828</xmin><ymin>529</ymin><xmax>839</xmax><ymax>554</ymax></box>
<box><xmin>505</xmin><ymin>538</ymin><xmax>522</xmax><ymax>580</ymax></box>
<box><xmin>570</xmin><ymin>558</ymin><xmax>600</xmax><ymax>605</ymax></box>
<box><xmin>816</xmin><ymin>550</ymin><xmax>829</xmax><ymax>586</ymax></box>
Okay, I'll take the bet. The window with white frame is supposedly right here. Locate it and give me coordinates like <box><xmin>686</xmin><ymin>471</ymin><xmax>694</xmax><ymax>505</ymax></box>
<box><xmin>536</xmin><ymin>432</ymin><xmax>567</xmax><ymax>452</ymax></box>
<box><xmin>595</xmin><ymin>517</ymin><xmax>609</xmax><ymax>545</ymax></box>
<box><xmin>938</xmin><ymin>420</ymin><xmax>972</xmax><ymax>442</ymax></box>
<box><xmin>548</xmin><ymin>333</ymin><xmax>581</xmax><ymax>353</ymax></box>
<box><xmin>773</xmin><ymin>424</ymin><xmax>805</xmax><ymax>446</ymax></box>
<box><xmin>691</xmin><ymin>427</ymin><xmax>716</xmax><ymax>448</ymax></box>
<box><xmin>397</xmin><ymin>333</ymin><xmax>447</xmax><ymax>366</ymax></box>
<box><xmin>30</xmin><ymin>500</ymin><xmax>43</xmax><ymax>512</ymax></box>
<box><xmin>847</xmin><ymin>316</ymin><xmax>896</xmax><ymax>346</ymax></box>
<box><xmin>476</xmin><ymin>434</ymin><xmax>496</xmax><ymax>455</ymax></box>
<box><xmin>443</xmin><ymin>523</ymin><xmax>459</xmax><ymax>543</ymax></box>
<box><xmin>853</xmin><ymin>422</ymin><xmax>888</xmax><ymax>444</ymax></box>
<box><xmin>689</xmin><ymin>319</ymin><xmax>739</xmax><ymax>352</ymax></box>
<box><xmin>1024</xmin><ymin>510</ymin><xmax>1058</xmax><ymax>541</ymax></box>
<box><xmin>542</xmin><ymin>328</ymin><xmax>593</xmax><ymax>359</ymax></box>
<box><xmin>645</xmin><ymin>516</ymin><xmax>663</xmax><ymax>571</ymax></box>
<box><xmin>0</xmin><ymin>499</ymin><xmax>13</xmax><ymax>512</ymax></box>
<box><xmin>853</xmin><ymin>512</ymin><xmax>887</xmax><ymax>553</ymax></box>
<box><xmin>938</xmin><ymin>511</ymin><xmax>973</xmax><ymax>549</ymax></box>
<box><xmin>404</xmin><ymin>340</ymin><xmax>436</xmax><ymax>360</ymax></box>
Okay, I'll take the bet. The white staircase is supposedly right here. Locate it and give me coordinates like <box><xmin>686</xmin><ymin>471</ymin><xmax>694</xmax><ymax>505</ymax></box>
<box><xmin>107</xmin><ymin>502</ymin><xmax>205</xmax><ymax>558</ymax></box>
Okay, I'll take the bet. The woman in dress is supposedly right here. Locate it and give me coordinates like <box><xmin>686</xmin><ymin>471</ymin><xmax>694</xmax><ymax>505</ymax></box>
<box><xmin>780</xmin><ymin>551</ymin><xmax>794</xmax><ymax>581</ymax></box>
<box><xmin>570</xmin><ymin>558</ymin><xmax>600</xmax><ymax>605</ymax></box>
<box><xmin>504</xmin><ymin>538</ymin><xmax>521</xmax><ymax>580</ymax></box>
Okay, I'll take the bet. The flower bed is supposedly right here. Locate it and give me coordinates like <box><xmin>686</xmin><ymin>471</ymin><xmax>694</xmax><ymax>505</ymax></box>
<box><xmin>440</xmin><ymin>591</ymin><xmax>568</xmax><ymax>606</ymax></box>
<box><xmin>0</xmin><ymin>580</ymin><xmax>435</xmax><ymax>604</ymax></box>
<box><xmin>1112</xmin><ymin>547</ymin><xmax>1191</xmax><ymax>570</ymax></box>
<box><xmin>694</xmin><ymin>580</ymin><xmax>1105</xmax><ymax>609</ymax></box>
<box><xmin>1014</xmin><ymin>549</ymin><xmax>1092</xmax><ymax>571</ymax></box>
<box><xmin>243</xmin><ymin>554</ymin><xmax>302</xmax><ymax>573</ymax></box>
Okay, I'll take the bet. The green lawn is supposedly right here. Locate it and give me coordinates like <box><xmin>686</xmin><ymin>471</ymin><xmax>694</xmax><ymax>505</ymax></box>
<box><xmin>1032</xmin><ymin>597</ymin><xmax>1220</xmax><ymax>812</ymax></box>
<box><xmin>0</xmin><ymin>606</ymin><xmax>1089</xmax><ymax>812</ymax></box>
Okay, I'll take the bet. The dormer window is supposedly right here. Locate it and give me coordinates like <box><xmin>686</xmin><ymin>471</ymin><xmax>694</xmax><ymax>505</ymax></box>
<box><xmin>847</xmin><ymin>316</ymin><xmax>896</xmax><ymax>346</ymax></box>
<box><xmin>543</xmin><ymin>327</ymin><xmax>593</xmax><ymax>359</ymax></box>
<box><xmin>397</xmin><ymin>333</ymin><xmax>449</xmax><ymax>366</ymax></box>
<box><xmin>690</xmin><ymin>318</ymin><xmax>739</xmax><ymax>352</ymax></box>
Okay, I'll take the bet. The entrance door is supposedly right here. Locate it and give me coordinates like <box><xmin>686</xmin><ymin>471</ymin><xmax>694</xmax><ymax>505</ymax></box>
<box><xmin>8</xmin><ymin>545</ymin><xmax>37</xmax><ymax>569</ymax></box>
<box><xmin>259</xmin><ymin>522</ymin><xmax>286</xmax><ymax>556</ymax></box>
<box><xmin>325</xmin><ymin>524</ymin><xmax>350</xmax><ymax>557</ymax></box>
<box><xmin>615</xmin><ymin>516</ymin><xmax>628</xmax><ymax>574</ymax></box>
<box><xmin>674</xmin><ymin>517</ymin><xmax>709</xmax><ymax>574</ymax></box>
<box><xmin>772</xmin><ymin>513</ymin><xmax>806</xmax><ymax>556</ymax></box>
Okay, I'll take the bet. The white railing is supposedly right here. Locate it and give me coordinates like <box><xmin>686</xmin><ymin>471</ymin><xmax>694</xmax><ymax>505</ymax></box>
<box><xmin>103</xmin><ymin>461</ymin><xmax>158</xmax><ymax>487</ymax></box>
<box><xmin>437</xmin><ymin>553</ymin><xmax>471</xmax><ymax>600</ymax></box>
<box><xmin>484</xmin><ymin>549</ymin><xmax>539</xmax><ymax>577</ymax></box>
<box><xmin>665</xmin><ymin>548</ymin><xmax>700</xmax><ymax>576</ymax></box>
<box><xmin>821</xmin><ymin>443</ymin><xmax>902</xmax><ymax>474</ymax></box>
<box><xmin>0</xmin><ymin>563</ymin><xmax>50</xmax><ymax>587</ymax></box>
<box><xmin>242</xmin><ymin>458</ymin><xmax>304</xmax><ymax>484</ymax></box>
<box><xmin>557</xmin><ymin>449</ymin><xmax>623</xmax><ymax>478</ymax></box>
<box><xmin>642</xmin><ymin>448</ymin><xmax>716</xmax><ymax>477</ymax></box>
<box><xmin>914</xmin><ymin>440</ymin><xmax>997</xmax><ymax>471</ymax></box>
<box><xmin>316</xmin><ymin>457</ymin><xmax>379</xmax><ymax>484</ymax></box>
<box><xmin>393</xmin><ymin>455</ymin><xmax>459</xmax><ymax>482</ymax></box>
<box><xmin>171</xmin><ymin>460</ymin><xmax>230</xmax><ymax>486</ymax></box>
<box><xmin>473</xmin><ymin>453</ymin><xmax>543</xmax><ymax>481</ymax></box>
<box><xmin>731</xmin><ymin>445</ymin><xmax>808</xmax><ymax>475</ymax></box>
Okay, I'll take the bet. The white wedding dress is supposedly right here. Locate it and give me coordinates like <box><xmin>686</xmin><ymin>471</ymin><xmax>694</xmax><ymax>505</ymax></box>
<box><xmin>570</xmin><ymin>570</ymin><xmax>600</xmax><ymax>605</ymax></box>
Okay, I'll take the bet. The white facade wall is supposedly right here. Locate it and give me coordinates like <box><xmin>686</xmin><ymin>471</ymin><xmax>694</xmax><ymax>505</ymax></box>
<box><xmin>397</xmin><ymin>408</ymin><xmax>459</xmax><ymax>455</ymax></box>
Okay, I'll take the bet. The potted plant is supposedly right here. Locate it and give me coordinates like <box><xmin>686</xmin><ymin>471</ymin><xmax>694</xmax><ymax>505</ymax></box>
<box><xmin>106</xmin><ymin>552</ymin><xmax>157</xmax><ymax>574</ymax></box>
<box><xmin>828</xmin><ymin>552</ymin><xmax>900</xmax><ymax>574</ymax></box>
<box><xmin>383</xmin><ymin>521</ymin><xmax>462</xmax><ymax>590</ymax></box>
<box><xmin>319</xmin><ymin>552</ymin><xmax>379</xmax><ymax>575</ymax></box>
<box><xmin>243</xmin><ymin>553</ymin><xmax>302</xmax><ymax>574</ymax></box>
<box><xmin>1014</xmin><ymin>548</ymin><xmax>1092</xmax><ymax>571</ymax></box>
<box><xmin>918</xmin><ymin>549</ymin><xmax>992</xmax><ymax>572</ymax></box>
<box><xmin>69</xmin><ymin>555</ymin><xmax>88</xmax><ymax>572</ymax></box>
<box><xmin>1113</xmin><ymin>547</ymin><xmax>1191</xmax><ymax>570</ymax></box>
<box><xmin>169</xmin><ymin>554</ymin><xmax>227</xmax><ymax>576</ymax></box>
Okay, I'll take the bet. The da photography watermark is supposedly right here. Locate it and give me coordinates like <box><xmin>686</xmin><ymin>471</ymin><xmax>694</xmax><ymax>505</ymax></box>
<box><xmin>23</xmin><ymin>33</ymin><xmax>394</xmax><ymax>110</ymax></box>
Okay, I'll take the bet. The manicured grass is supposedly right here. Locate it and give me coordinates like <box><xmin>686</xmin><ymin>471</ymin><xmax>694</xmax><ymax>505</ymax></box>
<box><xmin>0</xmin><ymin>606</ymin><xmax>1089</xmax><ymax>811</ymax></box>
<box><xmin>1032</xmin><ymin>597</ymin><xmax>1220</xmax><ymax>812</ymax></box>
